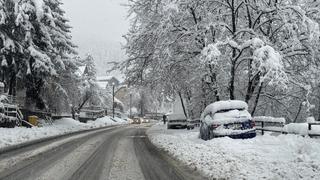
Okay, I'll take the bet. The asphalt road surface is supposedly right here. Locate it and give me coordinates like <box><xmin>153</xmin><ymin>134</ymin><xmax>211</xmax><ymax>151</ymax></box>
<box><xmin>0</xmin><ymin>124</ymin><xmax>205</xmax><ymax>180</ymax></box>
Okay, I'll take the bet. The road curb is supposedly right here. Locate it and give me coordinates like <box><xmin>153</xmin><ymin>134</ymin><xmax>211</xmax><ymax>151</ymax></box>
<box><xmin>0</xmin><ymin>124</ymin><xmax>124</xmax><ymax>154</ymax></box>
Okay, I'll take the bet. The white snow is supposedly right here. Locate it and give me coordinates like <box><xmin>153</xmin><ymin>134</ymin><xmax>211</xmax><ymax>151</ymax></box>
<box><xmin>307</xmin><ymin>116</ymin><xmax>316</xmax><ymax>123</ymax></box>
<box><xmin>167</xmin><ymin>113</ymin><xmax>186</xmax><ymax>120</ymax></box>
<box><xmin>31</xmin><ymin>0</ymin><xmax>44</xmax><ymax>21</ymax></box>
<box><xmin>284</xmin><ymin>123</ymin><xmax>320</xmax><ymax>135</ymax></box>
<box><xmin>253</xmin><ymin>116</ymin><xmax>286</xmax><ymax>124</ymax></box>
<box><xmin>201</xmin><ymin>100</ymin><xmax>248</xmax><ymax>120</ymax></box>
<box><xmin>212</xmin><ymin>109</ymin><xmax>251</xmax><ymax>124</ymax></box>
<box><xmin>147</xmin><ymin>124</ymin><xmax>320</xmax><ymax>180</ymax></box>
<box><xmin>0</xmin><ymin>116</ymin><xmax>128</xmax><ymax>149</ymax></box>
<box><xmin>213</xmin><ymin>125</ymin><xmax>254</xmax><ymax>136</ymax></box>
<box><xmin>201</xmin><ymin>43</ymin><xmax>221</xmax><ymax>64</ymax></box>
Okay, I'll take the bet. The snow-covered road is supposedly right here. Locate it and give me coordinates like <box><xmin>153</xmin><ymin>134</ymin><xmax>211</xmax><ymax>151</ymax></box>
<box><xmin>147</xmin><ymin>124</ymin><xmax>320</xmax><ymax>180</ymax></box>
<box><xmin>0</xmin><ymin>124</ymin><xmax>204</xmax><ymax>180</ymax></box>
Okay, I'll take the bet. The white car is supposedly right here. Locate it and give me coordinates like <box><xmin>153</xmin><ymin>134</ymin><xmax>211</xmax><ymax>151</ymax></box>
<box><xmin>167</xmin><ymin>113</ymin><xmax>187</xmax><ymax>129</ymax></box>
<box><xmin>200</xmin><ymin>100</ymin><xmax>256</xmax><ymax>140</ymax></box>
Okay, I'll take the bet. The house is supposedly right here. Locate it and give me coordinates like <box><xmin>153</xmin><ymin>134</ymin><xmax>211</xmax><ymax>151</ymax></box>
<box><xmin>96</xmin><ymin>76</ymin><xmax>120</xmax><ymax>89</ymax></box>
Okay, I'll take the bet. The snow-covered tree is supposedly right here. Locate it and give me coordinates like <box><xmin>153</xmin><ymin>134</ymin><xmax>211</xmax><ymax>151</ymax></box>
<box><xmin>124</xmin><ymin>0</ymin><xmax>320</xmax><ymax>121</ymax></box>
<box><xmin>0</xmin><ymin>0</ymin><xmax>77</xmax><ymax>110</ymax></box>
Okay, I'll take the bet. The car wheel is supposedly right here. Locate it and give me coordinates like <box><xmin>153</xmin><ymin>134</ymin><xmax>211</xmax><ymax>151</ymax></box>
<box><xmin>167</xmin><ymin>125</ymin><xmax>171</xmax><ymax>129</ymax></box>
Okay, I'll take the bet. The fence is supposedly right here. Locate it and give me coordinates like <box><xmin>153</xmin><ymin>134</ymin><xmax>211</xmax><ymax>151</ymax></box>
<box><xmin>253</xmin><ymin>116</ymin><xmax>320</xmax><ymax>137</ymax></box>
<box><xmin>254</xmin><ymin>116</ymin><xmax>286</xmax><ymax>135</ymax></box>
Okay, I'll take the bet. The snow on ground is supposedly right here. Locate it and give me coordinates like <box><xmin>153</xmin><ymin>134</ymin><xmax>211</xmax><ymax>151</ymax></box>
<box><xmin>284</xmin><ymin>123</ymin><xmax>320</xmax><ymax>135</ymax></box>
<box><xmin>0</xmin><ymin>116</ymin><xmax>128</xmax><ymax>149</ymax></box>
<box><xmin>147</xmin><ymin>124</ymin><xmax>320</xmax><ymax>180</ymax></box>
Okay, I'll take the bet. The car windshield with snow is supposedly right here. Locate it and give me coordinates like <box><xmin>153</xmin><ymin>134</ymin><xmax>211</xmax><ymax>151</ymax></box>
<box><xmin>200</xmin><ymin>100</ymin><xmax>256</xmax><ymax>140</ymax></box>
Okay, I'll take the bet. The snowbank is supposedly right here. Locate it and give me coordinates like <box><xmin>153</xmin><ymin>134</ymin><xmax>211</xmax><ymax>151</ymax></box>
<box><xmin>0</xmin><ymin>116</ymin><xmax>127</xmax><ymax>149</ymax></box>
<box><xmin>253</xmin><ymin>116</ymin><xmax>286</xmax><ymax>123</ymax></box>
<box><xmin>284</xmin><ymin>123</ymin><xmax>320</xmax><ymax>135</ymax></box>
<box><xmin>147</xmin><ymin>124</ymin><xmax>320</xmax><ymax>180</ymax></box>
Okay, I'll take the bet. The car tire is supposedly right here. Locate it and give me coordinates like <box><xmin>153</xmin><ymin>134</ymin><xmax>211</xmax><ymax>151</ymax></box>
<box><xmin>167</xmin><ymin>125</ymin><xmax>171</xmax><ymax>129</ymax></box>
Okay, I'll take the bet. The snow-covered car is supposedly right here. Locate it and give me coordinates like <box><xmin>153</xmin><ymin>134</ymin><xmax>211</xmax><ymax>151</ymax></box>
<box><xmin>167</xmin><ymin>114</ymin><xmax>187</xmax><ymax>129</ymax></box>
<box><xmin>200</xmin><ymin>100</ymin><xmax>256</xmax><ymax>140</ymax></box>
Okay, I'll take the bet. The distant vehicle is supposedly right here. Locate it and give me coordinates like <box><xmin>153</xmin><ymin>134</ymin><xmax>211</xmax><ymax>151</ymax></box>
<box><xmin>187</xmin><ymin>118</ymin><xmax>201</xmax><ymax>130</ymax></box>
<box><xmin>199</xmin><ymin>100</ymin><xmax>256</xmax><ymax>140</ymax></box>
<box><xmin>186</xmin><ymin>120</ymin><xmax>194</xmax><ymax>130</ymax></box>
<box><xmin>186</xmin><ymin>118</ymin><xmax>200</xmax><ymax>130</ymax></box>
<box><xmin>167</xmin><ymin>113</ymin><xmax>187</xmax><ymax>129</ymax></box>
<box><xmin>141</xmin><ymin>117</ymin><xmax>150</xmax><ymax>123</ymax></box>
<box><xmin>132</xmin><ymin>117</ymin><xmax>142</xmax><ymax>124</ymax></box>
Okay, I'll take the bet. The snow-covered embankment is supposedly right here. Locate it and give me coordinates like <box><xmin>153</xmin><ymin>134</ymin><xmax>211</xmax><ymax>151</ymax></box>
<box><xmin>147</xmin><ymin>124</ymin><xmax>320</xmax><ymax>180</ymax></box>
<box><xmin>0</xmin><ymin>116</ymin><xmax>127</xmax><ymax>149</ymax></box>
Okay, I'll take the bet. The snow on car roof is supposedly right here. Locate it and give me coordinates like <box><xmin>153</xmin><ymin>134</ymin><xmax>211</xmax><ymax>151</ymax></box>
<box><xmin>201</xmin><ymin>100</ymin><xmax>248</xmax><ymax>120</ymax></box>
<box><xmin>167</xmin><ymin>113</ymin><xmax>186</xmax><ymax>120</ymax></box>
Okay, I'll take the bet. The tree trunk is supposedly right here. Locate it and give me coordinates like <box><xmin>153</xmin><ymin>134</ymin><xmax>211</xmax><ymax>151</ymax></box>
<box><xmin>77</xmin><ymin>93</ymin><xmax>91</xmax><ymax>112</ymax></box>
<box><xmin>229</xmin><ymin>0</ymin><xmax>237</xmax><ymax>100</ymax></box>
<box><xmin>229</xmin><ymin>60</ymin><xmax>236</xmax><ymax>100</ymax></box>
<box><xmin>293</xmin><ymin>102</ymin><xmax>303</xmax><ymax>123</ymax></box>
<box><xmin>8</xmin><ymin>72</ymin><xmax>16</xmax><ymax>96</ymax></box>
<box><xmin>178</xmin><ymin>91</ymin><xmax>188</xmax><ymax>119</ymax></box>
<box><xmin>186</xmin><ymin>89</ymin><xmax>194</xmax><ymax>119</ymax></box>
<box><xmin>251</xmin><ymin>83</ymin><xmax>264</xmax><ymax>116</ymax></box>
<box><xmin>71</xmin><ymin>106</ymin><xmax>76</xmax><ymax>120</ymax></box>
<box><xmin>209</xmin><ymin>64</ymin><xmax>220</xmax><ymax>101</ymax></box>
<box><xmin>318</xmin><ymin>98</ymin><xmax>320</xmax><ymax>121</ymax></box>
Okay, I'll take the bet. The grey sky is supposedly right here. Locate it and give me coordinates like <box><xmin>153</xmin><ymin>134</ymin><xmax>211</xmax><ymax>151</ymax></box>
<box><xmin>62</xmin><ymin>0</ymin><xmax>129</xmax><ymax>76</ymax></box>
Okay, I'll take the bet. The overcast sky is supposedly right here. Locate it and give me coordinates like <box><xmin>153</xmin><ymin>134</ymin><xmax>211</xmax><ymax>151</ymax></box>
<box><xmin>63</xmin><ymin>0</ymin><xmax>129</xmax><ymax>45</ymax></box>
<box><xmin>62</xmin><ymin>0</ymin><xmax>130</xmax><ymax>76</ymax></box>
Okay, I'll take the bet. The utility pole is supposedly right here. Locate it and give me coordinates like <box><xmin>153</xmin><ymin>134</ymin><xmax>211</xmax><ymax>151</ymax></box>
<box><xmin>112</xmin><ymin>83</ymin><xmax>115</xmax><ymax>118</ymax></box>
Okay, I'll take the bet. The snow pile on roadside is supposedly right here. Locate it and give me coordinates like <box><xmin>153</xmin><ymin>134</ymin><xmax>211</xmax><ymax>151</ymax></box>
<box><xmin>253</xmin><ymin>116</ymin><xmax>286</xmax><ymax>123</ymax></box>
<box><xmin>0</xmin><ymin>116</ymin><xmax>127</xmax><ymax>149</ymax></box>
<box><xmin>284</xmin><ymin>123</ymin><xmax>320</xmax><ymax>135</ymax></box>
<box><xmin>147</xmin><ymin>124</ymin><xmax>320</xmax><ymax>180</ymax></box>
<box><xmin>87</xmin><ymin>116</ymin><xmax>128</xmax><ymax>127</ymax></box>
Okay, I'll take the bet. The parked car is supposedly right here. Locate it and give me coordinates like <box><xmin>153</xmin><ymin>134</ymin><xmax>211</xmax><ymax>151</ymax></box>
<box><xmin>132</xmin><ymin>117</ymin><xmax>142</xmax><ymax>124</ymax></box>
<box><xmin>186</xmin><ymin>120</ymin><xmax>195</xmax><ymax>130</ymax></box>
<box><xmin>187</xmin><ymin>118</ymin><xmax>201</xmax><ymax>130</ymax></box>
<box><xmin>199</xmin><ymin>100</ymin><xmax>256</xmax><ymax>140</ymax></box>
<box><xmin>167</xmin><ymin>113</ymin><xmax>187</xmax><ymax>129</ymax></box>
